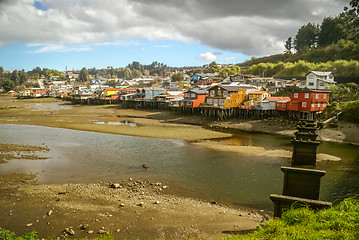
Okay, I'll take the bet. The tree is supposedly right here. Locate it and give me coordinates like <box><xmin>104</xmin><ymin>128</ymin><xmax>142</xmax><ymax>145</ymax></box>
<box><xmin>318</xmin><ymin>17</ymin><xmax>344</xmax><ymax>47</ymax></box>
<box><xmin>124</xmin><ymin>67</ymin><xmax>132</xmax><ymax>80</ymax></box>
<box><xmin>208</xmin><ymin>61</ymin><xmax>219</xmax><ymax>73</ymax></box>
<box><xmin>285</xmin><ymin>37</ymin><xmax>293</xmax><ymax>54</ymax></box>
<box><xmin>79</xmin><ymin>67</ymin><xmax>89</xmax><ymax>82</ymax></box>
<box><xmin>11</xmin><ymin>70</ymin><xmax>20</xmax><ymax>85</ymax></box>
<box><xmin>294</xmin><ymin>23</ymin><xmax>319</xmax><ymax>51</ymax></box>
<box><xmin>171</xmin><ymin>73</ymin><xmax>184</xmax><ymax>82</ymax></box>
<box><xmin>1</xmin><ymin>78</ymin><xmax>15</xmax><ymax>92</ymax></box>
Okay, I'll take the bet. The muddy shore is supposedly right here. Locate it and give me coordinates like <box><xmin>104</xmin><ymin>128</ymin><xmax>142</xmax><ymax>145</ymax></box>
<box><xmin>0</xmin><ymin>96</ymin><xmax>358</xmax><ymax>239</ymax></box>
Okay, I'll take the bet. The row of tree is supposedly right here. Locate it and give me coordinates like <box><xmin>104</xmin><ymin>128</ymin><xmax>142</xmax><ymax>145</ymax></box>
<box><xmin>246</xmin><ymin>60</ymin><xmax>359</xmax><ymax>81</ymax></box>
<box><xmin>285</xmin><ymin>0</ymin><xmax>358</xmax><ymax>53</ymax></box>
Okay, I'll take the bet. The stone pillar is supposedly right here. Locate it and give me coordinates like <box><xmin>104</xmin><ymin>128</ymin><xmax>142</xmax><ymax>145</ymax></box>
<box><xmin>291</xmin><ymin>119</ymin><xmax>320</xmax><ymax>165</ymax></box>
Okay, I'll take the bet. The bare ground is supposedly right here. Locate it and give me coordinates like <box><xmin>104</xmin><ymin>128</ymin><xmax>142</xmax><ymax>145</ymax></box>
<box><xmin>0</xmin><ymin>96</ymin><xmax>358</xmax><ymax>239</ymax></box>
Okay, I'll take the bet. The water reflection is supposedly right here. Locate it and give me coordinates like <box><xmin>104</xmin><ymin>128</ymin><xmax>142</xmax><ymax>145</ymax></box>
<box><xmin>94</xmin><ymin>121</ymin><xmax>137</xmax><ymax>126</ymax></box>
<box><xmin>0</xmin><ymin>124</ymin><xmax>358</xmax><ymax>210</ymax></box>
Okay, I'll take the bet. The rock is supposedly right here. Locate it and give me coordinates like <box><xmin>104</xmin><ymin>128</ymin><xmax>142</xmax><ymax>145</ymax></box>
<box><xmin>64</xmin><ymin>227</ymin><xmax>75</xmax><ymax>235</ymax></box>
<box><xmin>79</xmin><ymin>224</ymin><xmax>89</xmax><ymax>230</ymax></box>
<box><xmin>110</xmin><ymin>183</ymin><xmax>121</xmax><ymax>189</ymax></box>
<box><xmin>47</xmin><ymin>209</ymin><xmax>53</xmax><ymax>216</ymax></box>
<box><xmin>98</xmin><ymin>229</ymin><xmax>107</xmax><ymax>234</ymax></box>
<box><xmin>137</xmin><ymin>202</ymin><xmax>144</xmax><ymax>207</ymax></box>
<box><xmin>119</xmin><ymin>203</ymin><xmax>125</xmax><ymax>207</ymax></box>
<box><xmin>88</xmin><ymin>230</ymin><xmax>94</xmax><ymax>234</ymax></box>
<box><xmin>26</xmin><ymin>223</ymin><xmax>33</xmax><ymax>227</ymax></box>
<box><xmin>154</xmin><ymin>200</ymin><xmax>160</xmax><ymax>204</ymax></box>
<box><xmin>142</xmin><ymin>164</ymin><xmax>150</xmax><ymax>169</ymax></box>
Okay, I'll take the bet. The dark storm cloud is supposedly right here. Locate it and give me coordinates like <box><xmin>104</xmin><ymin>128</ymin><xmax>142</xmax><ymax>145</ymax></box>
<box><xmin>0</xmin><ymin>0</ymin><xmax>349</xmax><ymax>56</ymax></box>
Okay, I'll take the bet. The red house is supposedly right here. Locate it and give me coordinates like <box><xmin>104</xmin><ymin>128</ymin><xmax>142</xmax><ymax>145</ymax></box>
<box><xmin>182</xmin><ymin>90</ymin><xmax>208</xmax><ymax>108</ymax></box>
<box><xmin>288</xmin><ymin>91</ymin><xmax>329</xmax><ymax>112</ymax></box>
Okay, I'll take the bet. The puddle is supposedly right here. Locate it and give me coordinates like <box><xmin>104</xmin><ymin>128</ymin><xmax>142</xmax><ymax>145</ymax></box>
<box><xmin>26</xmin><ymin>103</ymin><xmax>72</xmax><ymax>111</ymax></box>
<box><xmin>94</xmin><ymin>121</ymin><xmax>137</xmax><ymax>126</ymax></box>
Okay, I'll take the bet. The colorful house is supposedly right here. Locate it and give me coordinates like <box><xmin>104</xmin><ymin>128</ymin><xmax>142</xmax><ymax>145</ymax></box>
<box><xmin>288</xmin><ymin>91</ymin><xmax>330</xmax><ymax>112</ymax></box>
<box><xmin>102</xmin><ymin>88</ymin><xmax>120</xmax><ymax>97</ymax></box>
<box><xmin>143</xmin><ymin>87</ymin><xmax>166</xmax><ymax>100</ymax></box>
<box><xmin>206</xmin><ymin>85</ymin><xmax>248</xmax><ymax>108</ymax></box>
<box><xmin>243</xmin><ymin>91</ymin><xmax>270</xmax><ymax>109</ymax></box>
<box><xmin>182</xmin><ymin>90</ymin><xmax>208</xmax><ymax>108</ymax></box>
<box><xmin>261</xmin><ymin>97</ymin><xmax>291</xmax><ymax>110</ymax></box>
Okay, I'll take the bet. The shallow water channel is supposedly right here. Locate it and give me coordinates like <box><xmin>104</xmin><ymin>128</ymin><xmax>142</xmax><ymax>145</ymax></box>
<box><xmin>0</xmin><ymin>124</ymin><xmax>358</xmax><ymax>210</ymax></box>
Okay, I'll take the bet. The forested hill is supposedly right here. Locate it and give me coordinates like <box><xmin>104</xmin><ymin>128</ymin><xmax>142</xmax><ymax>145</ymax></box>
<box><xmin>238</xmin><ymin>0</ymin><xmax>359</xmax><ymax>83</ymax></box>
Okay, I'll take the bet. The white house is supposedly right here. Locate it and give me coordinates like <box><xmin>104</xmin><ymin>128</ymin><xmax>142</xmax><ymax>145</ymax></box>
<box><xmin>260</xmin><ymin>97</ymin><xmax>291</xmax><ymax>110</ymax></box>
<box><xmin>298</xmin><ymin>71</ymin><xmax>336</xmax><ymax>90</ymax></box>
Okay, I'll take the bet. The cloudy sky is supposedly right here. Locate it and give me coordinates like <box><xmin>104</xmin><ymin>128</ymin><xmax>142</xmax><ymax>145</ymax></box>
<box><xmin>0</xmin><ymin>0</ymin><xmax>347</xmax><ymax>71</ymax></box>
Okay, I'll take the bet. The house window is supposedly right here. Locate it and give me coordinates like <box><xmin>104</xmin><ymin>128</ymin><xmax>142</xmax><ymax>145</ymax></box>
<box><xmin>302</xmin><ymin>102</ymin><xmax>307</xmax><ymax>108</ymax></box>
<box><xmin>185</xmin><ymin>93</ymin><xmax>190</xmax><ymax>98</ymax></box>
<box><xmin>223</xmin><ymin>91</ymin><xmax>228</xmax><ymax>97</ymax></box>
<box><xmin>301</xmin><ymin>81</ymin><xmax>306</xmax><ymax>85</ymax></box>
<box><xmin>312</xmin><ymin>103</ymin><xmax>315</xmax><ymax>107</ymax></box>
<box><xmin>308</xmin><ymin>74</ymin><xmax>314</xmax><ymax>79</ymax></box>
<box><xmin>318</xmin><ymin>103</ymin><xmax>321</xmax><ymax>107</ymax></box>
<box><xmin>207</xmin><ymin>99</ymin><xmax>213</xmax><ymax>104</ymax></box>
<box><xmin>323</xmin><ymin>94</ymin><xmax>327</xmax><ymax>99</ymax></box>
<box><xmin>282</xmin><ymin>104</ymin><xmax>285</xmax><ymax>107</ymax></box>
<box><xmin>320</xmin><ymin>82</ymin><xmax>325</xmax><ymax>86</ymax></box>
<box><xmin>323</xmin><ymin>103</ymin><xmax>326</xmax><ymax>107</ymax></box>
<box><xmin>294</xmin><ymin>93</ymin><xmax>298</xmax><ymax>98</ymax></box>
<box><xmin>229</xmin><ymin>100</ymin><xmax>232</xmax><ymax>105</ymax></box>
<box><xmin>309</xmin><ymin>82</ymin><xmax>314</xmax><ymax>86</ymax></box>
<box><xmin>316</xmin><ymin>94</ymin><xmax>319</xmax><ymax>99</ymax></box>
<box><xmin>305</xmin><ymin>93</ymin><xmax>309</xmax><ymax>98</ymax></box>
<box><xmin>191</xmin><ymin>93</ymin><xmax>196</xmax><ymax>98</ymax></box>
<box><xmin>210</xmin><ymin>90</ymin><xmax>215</xmax><ymax>97</ymax></box>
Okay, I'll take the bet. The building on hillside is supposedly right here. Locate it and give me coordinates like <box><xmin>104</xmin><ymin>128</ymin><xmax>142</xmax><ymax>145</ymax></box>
<box><xmin>260</xmin><ymin>97</ymin><xmax>291</xmax><ymax>111</ymax></box>
<box><xmin>287</xmin><ymin>91</ymin><xmax>330</xmax><ymax>112</ymax></box>
<box><xmin>179</xmin><ymin>79</ymin><xmax>191</xmax><ymax>90</ymax></box>
<box><xmin>182</xmin><ymin>90</ymin><xmax>208</xmax><ymax>108</ymax></box>
<box><xmin>298</xmin><ymin>71</ymin><xmax>336</xmax><ymax>90</ymax></box>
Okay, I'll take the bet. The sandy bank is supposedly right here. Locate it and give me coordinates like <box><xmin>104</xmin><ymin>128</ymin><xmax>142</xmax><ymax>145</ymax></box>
<box><xmin>0</xmin><ymin>173</ymin><xmax>265</xmax><ymax>240</ymax></box>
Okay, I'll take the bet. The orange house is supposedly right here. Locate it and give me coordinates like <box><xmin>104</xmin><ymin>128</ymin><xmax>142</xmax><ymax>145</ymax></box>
<box><xmin>183</xmin><ymin>90</ymin><xmax>207</xmax><ymax>108</ymax></box>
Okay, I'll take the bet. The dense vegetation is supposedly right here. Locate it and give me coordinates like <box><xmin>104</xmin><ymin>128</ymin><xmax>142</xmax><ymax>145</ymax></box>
<box><xmin>0</xmin><ymin>228</ymin><xmax>114</xmax><ymax>240</ymax></box>
<box><xmin>245</xmin><ymin>60</ymin><xmax>359</xmax><ymax>82</ymax></box>
<box><xmin>225</xmin><ymin>198</ymin><xmax>359</xmax><ymax>240</ymax></box>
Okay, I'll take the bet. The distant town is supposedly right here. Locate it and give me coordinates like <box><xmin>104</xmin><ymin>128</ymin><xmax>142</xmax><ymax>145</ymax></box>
<box><xmin>1</xmin><ymin>62</ymin><xmax>337</xmax><ymax>120</ymax></box>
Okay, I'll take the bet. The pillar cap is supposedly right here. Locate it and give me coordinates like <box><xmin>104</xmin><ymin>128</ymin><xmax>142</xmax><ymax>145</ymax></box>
<box><xmin>281</xmin><ymin>166</ymin><xmax>326</xmax><ymax>176</ymax></box>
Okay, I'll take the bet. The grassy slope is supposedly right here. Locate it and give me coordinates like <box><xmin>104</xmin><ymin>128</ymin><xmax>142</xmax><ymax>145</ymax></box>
<box><xmin>224</xmin><ymin>198</ymin><xmax>359</xmax><ymax>240</ymax></box>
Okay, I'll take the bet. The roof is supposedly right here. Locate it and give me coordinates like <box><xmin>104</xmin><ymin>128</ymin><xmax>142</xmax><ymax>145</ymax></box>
<box><xmin>249</xmin><ymin>91</ymin><xmax>269</xmax><ymax>95</ymax></box>
<box><xmin>104</xmin><ymin>88</ymin><xmax>120</xmax><ymax>91</ymax></box>
<box><xmin>266</xmin><ymin>97</ymin><xmax>291</xmax><ymax>102</ymax></box>
<box><xmin>308</xmin><ymin>71</ymin><xmax>333</xmax><ymax>76</ymax></box>
<box><xmin>185</xmin><ymin>90</ymin><xmax>208</xmax><ymax>94</ymax></box>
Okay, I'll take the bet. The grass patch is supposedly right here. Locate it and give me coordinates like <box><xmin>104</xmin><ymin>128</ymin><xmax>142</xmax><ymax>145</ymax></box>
<box><xmin>0</xmin><ymin>105</ymin><xmax>20</xmax><ymax>110</ymax></box>
<box><xmin>224</xmin><ymin>198</ymin><xmax>359</xmax><ymax>240</ymax></box>
<box><xmin>0</xmin><ymin>144</ymin><xmax>50</xmax><ymax>152</ymax></box>
<box><xmin>0</xmin><ymin>227</ymin><xmax>114</xmax><ymax>240</ymax></box>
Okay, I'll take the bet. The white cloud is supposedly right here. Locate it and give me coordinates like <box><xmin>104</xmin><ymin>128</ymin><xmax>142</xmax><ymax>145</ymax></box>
<box><xmin>200</xmin><ymin>52</ymin><xmax>217</xmax><ymax>62</ymax></box>
<box><xmin>27</xmin><ymin>43</ymin><xmax>92</xmax><ymax>53</ymax></box>
<box><xmin>0</xmin><ymin>0</ymin><xmax>348</xmax><ymax>56</ymax></box>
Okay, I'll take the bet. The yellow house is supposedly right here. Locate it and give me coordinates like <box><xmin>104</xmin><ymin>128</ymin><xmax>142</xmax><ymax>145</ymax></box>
<box><xmin>206</xmin><ymin>85</ymin><xmax>251</xmax><ymax>108</ymax></box>
<box><xmin>224</xmin><ymin>88</ymin><xmax>247</xmax><ymax>108</ymax></box>
<box><xmin>179</xmin><ymin>79</ymin><xmax>191</xmax><ymax>90</ymax></box>
<box><xmin>102</xmin><ymin>88</ymin><xmax>120</xmax><ymax>97</ymax></box>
